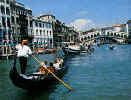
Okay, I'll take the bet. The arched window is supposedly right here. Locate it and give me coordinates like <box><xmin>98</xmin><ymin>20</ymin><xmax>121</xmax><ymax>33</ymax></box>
<box><xmin>117</xmin><ymin>34</ymin><xmax>120</xmax><ymax>37</ymax></box>
<box><xmin>39</xmin><ymin>23</ymin><xmax>42</xmax><ymax>27</ymax></box>
<box><xmin>7</xmin><ymin>17</ymin><xmax>11</xmax><ymax>28</ymax></box>
<box><xmin>1</xmin><ymin>6</ymin><xmax>5</xmax><ymax>14</ymax></box>
<box><xmin>6</xmin><ymin>7</ymin><xmax>10</xmax><ymax>15</ymax></box>
<box><xmin>1</xmin><ymin>0</ymin><xmax>5</xmax><ymax>3</ymax></box>
<box><xmin>107</xmin><ymin>32</ymin><xmax>110</xmax><ymax>36</ymax></box>
<box><xmin>111</xmin><ymin>33</ymin><xmax>113</xmax><ymax>36</ymax></box>
<box><xmin>2</xmin><ymin>17</ymin><xmax>6</xmax><ymax>27</ymax></box>
<box><xmin>47</xmin><ymin>31</ymin><xmax>48</xmax><ymax>36</ymax></box>
<box><xmin>40</xmin><ymin>30</ymin><xmax>42</xmax><ymax>36</ymax></box>
<box><xmin>6</xmin><ymin>0</ymin><xmax>9</xmax><ymax>4</ymax></box>
<box><xmin>36</xmin><ymin>29</ymin><xmax>38</xmax><ymax>35</ymax></box>
<box><xmin>35</xmin><ymin>22</ymin><xmax>38</xmax><ymax>27</ymax></box>
<box><xmin>124</xmin><ymin>35</ymin><xmax>127</xmax><ymax>38</ymax></box>
<box><xmin>84</xmin><ymin>37</ymin><xmax>87</xmax><ymax>40</ymax></box>
<box><xmin>50</xmin><ymin>31</ymin><xmax>52</xmax><ymax>36</ymax></box>
<box><xmin>11</xmin><ymin>16</ymin><xmax>15</xmax><ymax>24</ymax></box>
<box><xmin>97</xmin><ymin>33</ymin><xmax>100</xmax><ymax>36</ymax></box>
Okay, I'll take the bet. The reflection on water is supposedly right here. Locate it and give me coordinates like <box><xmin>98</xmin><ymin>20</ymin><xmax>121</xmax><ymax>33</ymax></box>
<box><xmin>0</xmin><ymin>45</ymin><xmax>131</xmax><ymax>100</ymax></box>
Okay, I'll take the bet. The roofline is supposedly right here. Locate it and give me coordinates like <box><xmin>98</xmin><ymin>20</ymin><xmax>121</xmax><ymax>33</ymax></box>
<box><xmin>38</xmin><ymin>14</ymin><xmax>55</xmax><ymax>18</ymax></box>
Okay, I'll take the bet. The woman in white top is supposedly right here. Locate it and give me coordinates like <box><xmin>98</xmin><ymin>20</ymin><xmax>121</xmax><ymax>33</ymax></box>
<box><xmin>53</xmin><ymin>60</ymin><xmax>61</xmax><ymax>70</ymax></box>
<box><xmin>16</xmin><ymin>40</ymin><xmax>32</xmax><ymax>74</ymax></box>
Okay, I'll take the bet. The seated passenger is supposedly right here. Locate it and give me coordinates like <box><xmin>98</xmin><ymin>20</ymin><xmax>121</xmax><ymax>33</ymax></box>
<box><xmin>37</xmin><ymin>63</ymin><xmax>47</xmax><ymax>74</ymax></box>
<box><xmin>47</xmin><ymin>62</ymin><xmax>55</xmax><ymax>73</ymax></box>
<box><xmin>57</xmin><ymin>58</ymin><xmax>64</xmax><ymax>67</ymax></box>
<box><xmin>44</xmin><ymin>60</ymin><xmax>49</xmax><ymax>67</ymax></box>
<box><xmin>59</xmin><ymin>58</ymin><xmax>63</xmax><ymax>63</ymax></box>
<box><xmin>53</xmin><ymin>59</ymin><xmax>61</xmax><ymax>70</ymax></box>
<box><xmin>56</xmin><ymin>58</ymin><xmax>61</xmax><ymax>65</ymax></box>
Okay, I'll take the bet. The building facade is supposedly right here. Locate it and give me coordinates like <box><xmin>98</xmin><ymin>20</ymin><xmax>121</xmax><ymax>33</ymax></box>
<box><xmin>126</xmin><ymin>20</ymin><xmax>131</xmax><ymax>39</ymax></box>
<box><xmin>0</xmin><ymin>0</ymin><xmax>33</xmax><ymax>46</ymax></box>
<box><xmin>0</xmin><ymin>0</ymin><xmax>14</xmax><ymax>45</ymax></box>
<box><xmin>38</xmin><ymin>14</ymin><xmax>79</xmax><ymax>46</ymax></box>
<box><xmin>10</xmin><ymin>1</ymin><xmax>33</xmax><ymax>43</ymax></box>
<box><xmin>32</xmin><ymin>18</ymin><xmax>53</xmax><ymax>48</ymax></box>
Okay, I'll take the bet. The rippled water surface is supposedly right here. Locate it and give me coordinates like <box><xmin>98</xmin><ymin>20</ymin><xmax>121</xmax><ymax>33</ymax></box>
<box><xmin>0</xmin><ymin>44</ymin><xmax>131</xmax><ymax>100</ymax></box>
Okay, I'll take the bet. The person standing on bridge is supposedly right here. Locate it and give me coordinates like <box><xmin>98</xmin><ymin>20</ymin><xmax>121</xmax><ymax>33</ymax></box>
<box><xmin>16</xmin><ymin>40</ymin><xmax>32</xmax><ymax>74</ymax></box>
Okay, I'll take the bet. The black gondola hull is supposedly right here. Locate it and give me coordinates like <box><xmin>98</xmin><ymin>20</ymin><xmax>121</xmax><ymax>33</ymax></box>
<box><xmin>9</xmin><ymin>58</ymin><xmax>67</xmax><ymax>90</ymax></box>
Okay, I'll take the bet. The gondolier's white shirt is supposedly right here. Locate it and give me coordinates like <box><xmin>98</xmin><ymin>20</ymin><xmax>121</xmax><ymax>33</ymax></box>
<box><xmin>16</xmin><ymin>44</ymin><xmax>32</xmax><ymax>57</ymax></box>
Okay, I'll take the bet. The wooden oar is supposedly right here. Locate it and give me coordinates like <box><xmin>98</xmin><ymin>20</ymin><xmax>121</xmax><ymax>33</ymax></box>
<box><xmin>32</xmin><ymin>55</ymin><xmax>72</xmax><ymax>91</ymax></box>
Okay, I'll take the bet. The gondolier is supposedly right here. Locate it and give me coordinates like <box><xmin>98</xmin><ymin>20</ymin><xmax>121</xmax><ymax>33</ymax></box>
<box><xmin>16</xmin><ymin>39</ymin><xmax>32</xmax><ymax>74</ymax></box>
<box><xmin>56</xmin><ymin>45</ymin><xmax>65</xmax><ymax>59</ymax></box>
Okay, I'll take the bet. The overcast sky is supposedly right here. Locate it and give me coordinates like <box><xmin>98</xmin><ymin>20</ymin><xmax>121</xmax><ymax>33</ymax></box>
<box><xmin>17</xmin><ymin>0</ymin><xmax>131</xmax><ymax>31</ymax></box>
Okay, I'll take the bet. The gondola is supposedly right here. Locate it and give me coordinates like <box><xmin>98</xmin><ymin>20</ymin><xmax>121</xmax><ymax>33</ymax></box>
<box><xmin>109</xmin><ymin>45</ymin><xmax>115</xmax><ymax>50</ymax></box>
<box><xmin>9</xmin><ymin>57</ymin><xmax>67</xmax><ymax>90</ymax></box>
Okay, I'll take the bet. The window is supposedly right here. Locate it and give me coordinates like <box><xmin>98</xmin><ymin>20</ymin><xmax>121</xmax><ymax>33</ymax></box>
<box><xmin>47</xmin><ymin>31</ymin><xmax>48</xmax><ymax>36</ymax></box>
<box><xmin>7</xmin><ymin>17</ymin><xmax>11</xmax><ymax>28</ymax></box>
<box><xmin>30</xmin><ymin>21</ymin><xmax>32</xmax><ymax>27</ymax></box>
<box><xmin>94</xmin><ymin>34</ymin><xmax>97</xmax><ymax>37</ymax></box>
<box><xmin>117</xmin><ymin>34</ymin><xmax>120</xmax><ymax>37</ymax></box>
<box><xmin>40</xmin><ymin>30</ymin><xmax>42</xmax><ymax>35</ymax></box>
<box><xmin>124</xmin><ymin>35</ymin><xmax>127</xmax><ymax>38</ymax></box>
<box><xmin>49</xmin><ymin>24</ymin><xmax>52</xmax><ymax>28</ymax></box>
<box><xmin>50</xmin><ymin>31</ymin><xmax>52</xmax><ymax>36</ymax></box>
<box><xmin>97</xmin><ymin>33</ymin><xmax>100</xmax><ymax>36</ymax></box>
<box><xmin>3</xmin><ymin>31</ymin><xmax>6</xmax><ymax>40</ymax></box>
<box><xmin>107</xmin><ymin>32</ymin><xmax>110</xmax><ymax>36</ymax></box>
<box><xmin>35</xmin><ymin>22</ymin><xmax>38</xmax><ymax>27</ymax></box>
<box><xmin>45</xmin><ymin>23</ymin><xmax>48</xmax><ymax>28</ymax></box>
<box><xmin>0</xmin><ymin>0</ymin><xmax>5</xmax><ymax>3</ymax></box>
<box><xmin>39</xmin><ymin>23</ymin><xmax>41</xmax><ymax>27</ymax></box>
<box><xmin>43</xmin><ymin>30</ymin><xmax>45</xmax><ymax>36</ymax></box>
<box><xmin>6</xmin><ymin>7</ymin><xmax>10</xmax><ymax>15</ymax></box>
<box><xmin>36</xmin><ymin>29</ymin><xmax>38</xmax><ymax>35</ymax></box>
<box><xmin>6</xmin><ymin>0</ymin><xmax>9</xmax><ymax>4</ymax></box>
<box><xmin>11</xmin><ymin>16</ymin><xmax>14</xmax><ymax>24</ymax></box>
<box><xmin>1</xmin><ymin>6</ymin><xmax>5</xmax><ymax>14</ymax></box>
<box><xmin>16</xmin><ymin>17</ymin><xmax>19</xmax><ymax>24</ymax></box>
<box><xmin>2</xmin><ymin>17</ymin><xmax>6</xmax><ymax>27</ymax></box>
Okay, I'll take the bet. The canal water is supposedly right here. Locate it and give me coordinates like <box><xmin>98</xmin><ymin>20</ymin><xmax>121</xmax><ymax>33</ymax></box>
<box><xmin>0</xmin><ymin>44</ymin><xmax>131</xmax><ymax>100</ymax></box>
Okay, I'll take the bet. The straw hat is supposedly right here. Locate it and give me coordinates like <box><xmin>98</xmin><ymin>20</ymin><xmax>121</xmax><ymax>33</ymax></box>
<box><xmin>22</xmin><ymin>40</ymin><xmax>28</xmax><ymax>43</ymax></box>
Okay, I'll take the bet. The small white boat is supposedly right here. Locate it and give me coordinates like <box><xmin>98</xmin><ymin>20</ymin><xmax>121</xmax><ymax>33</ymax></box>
<box><xmin>64</xmin><ymin>45</ymin><xmax>80</xmax><ymax>55</ymax></box>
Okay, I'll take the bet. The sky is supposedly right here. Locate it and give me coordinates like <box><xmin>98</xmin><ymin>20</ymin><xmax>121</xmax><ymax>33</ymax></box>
<box><xmin>17</xmin><ymin>0</ymin><xmax>131</xmax><ymax>31</ymax></box>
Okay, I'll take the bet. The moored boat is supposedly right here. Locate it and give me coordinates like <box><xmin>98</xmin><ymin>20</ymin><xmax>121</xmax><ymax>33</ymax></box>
<box><xmin>64</xmin><ymin>45</ymin><xmax>80</xmax><ymax>55</ymax></box>
<box><xmin>45</xmin><ymin>49</ymin><xmax>57</xmax><ymax>54</ymax></box>
<box><xmin>37</xmin><ymin>48</ymin><xmax>45</xmax><ymax>54</ymax></box>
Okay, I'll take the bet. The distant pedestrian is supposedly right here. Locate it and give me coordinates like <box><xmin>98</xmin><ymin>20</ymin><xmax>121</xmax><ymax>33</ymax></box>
<box><xmin>16</xmin><ymin>40</ymin><xmax>32</xmax><ymax>74</ymax></box>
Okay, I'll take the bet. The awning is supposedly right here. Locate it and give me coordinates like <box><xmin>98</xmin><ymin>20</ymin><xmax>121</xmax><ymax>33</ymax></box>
<box><xmin>8</xmin><ymin>43</ymin><xmax>16</xmax><ymax>47</ymax></box>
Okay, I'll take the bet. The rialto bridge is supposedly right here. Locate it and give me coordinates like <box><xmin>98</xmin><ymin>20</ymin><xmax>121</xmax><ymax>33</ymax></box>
<box><xmin>80</xmin><ymin>30</ymin><xmax>128</xmax><ymax>43</ymax></box>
